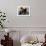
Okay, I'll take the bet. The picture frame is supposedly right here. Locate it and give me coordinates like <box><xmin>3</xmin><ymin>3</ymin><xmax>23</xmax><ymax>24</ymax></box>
<box><xmin>17</xmin><ymin>5</ymin><xmax>30</xmax><ymax>16</ymax></box>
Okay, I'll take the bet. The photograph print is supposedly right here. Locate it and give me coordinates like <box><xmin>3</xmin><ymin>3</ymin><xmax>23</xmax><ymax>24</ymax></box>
<box><xmin>17</xmin><ymin>6</ymin><xmax>30</xmax><ymax>16</ymax></box>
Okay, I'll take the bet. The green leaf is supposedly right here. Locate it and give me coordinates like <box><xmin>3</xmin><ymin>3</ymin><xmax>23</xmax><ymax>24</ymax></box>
<box><xmin>0</xmin><ymin>21</ymin><xmax>1</xmax><ymax>23</ymax></box>
<box><xmin>0</xmin><ymin>12</ymin><xmax>2</xmax><ymax>13</ymax></box>
<box><xmin>3</xmin><ymin>16</ymin><xmax>6</xmax><ymax>17</ymax></box>
<box><xmin>1</xmin><ymin>19</ymin><xmax>6</xmax><ymax>21</ymax></box>
<box><xmin>1</xmin><ymin>25</ymin><xmax>3</xmax><ymax>28</ymax></box>
<box><xmin>4</xmin><ymin>13</ymin><xmax>5</xmax><ymax>15</ymax></box>
<box><xmin>1</xmin><ymin>15</ymin><xmax>2</xmax><ymax>16</ymax></box>
<box><xmin>0</xmin><ymin>24</ymin><xmax>1</xmax><ymax>25</ymax></box>
<box><xmin>0</xmin><ymin>15</ymin><xmax>2</xmax><ymax>17</ymax></box>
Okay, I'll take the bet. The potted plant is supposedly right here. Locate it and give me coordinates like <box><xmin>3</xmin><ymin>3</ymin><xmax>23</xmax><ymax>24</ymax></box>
<box><xmin>0</xmin><ymin>10</ymin><xmax>6</xmax><ymax>28</ymax></box>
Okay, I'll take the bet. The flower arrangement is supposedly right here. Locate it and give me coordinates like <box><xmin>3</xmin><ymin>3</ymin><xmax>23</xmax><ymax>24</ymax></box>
<box><xmin>0</xmin><ymin>10</ymin><xmax>6</xmax><ymax>28</ymax></box>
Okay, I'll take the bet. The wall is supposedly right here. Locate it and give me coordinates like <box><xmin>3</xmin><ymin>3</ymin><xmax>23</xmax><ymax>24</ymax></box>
<box><xmin>0</xmin><ymin>0</ymin><xmax>46</xmax><ymax>46</ymax></box>
<box><xmin>0</xmin><ymin>0</ymin><xmax>46</xmax><ymax>27</ymax></box>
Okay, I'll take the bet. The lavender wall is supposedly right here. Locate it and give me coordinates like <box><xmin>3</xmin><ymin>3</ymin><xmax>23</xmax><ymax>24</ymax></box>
<box><xmin>0</xmin><ymin>0</ymin><xmax>46</xmax><ymax>46</ymax></box>
<box><xmin>0</xmin><ymin>0</ymin><xmax>46</xmax><ymax>27</ymax></box>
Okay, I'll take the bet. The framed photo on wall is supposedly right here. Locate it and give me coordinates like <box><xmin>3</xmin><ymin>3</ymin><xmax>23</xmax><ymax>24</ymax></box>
<box><xmin>17</xmin><ymin>5</ymin><xmax>30</xmax><ymax>16</ymax></box>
